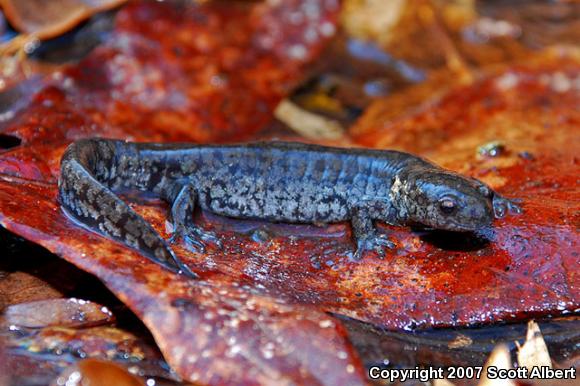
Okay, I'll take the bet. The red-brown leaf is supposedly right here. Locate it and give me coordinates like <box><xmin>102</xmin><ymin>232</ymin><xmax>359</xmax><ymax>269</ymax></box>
<box><xmin>1</xmin><ymin>298</ymin><xmax>114</xmax><ymax>329</ymax></box>
<box><xmin>0</xmin><ymin>0</ymin><xmax>127</xmax><ymax>40</ymax></box>
<box><xmin>0</xmin><ymin>1</ymin><xmax>369</xmax><ymax>384</ymax></box>
<box><xmin>0</xmin><ymin>1</ymin><xmax>578</xmax><ymax>385</ymax></box>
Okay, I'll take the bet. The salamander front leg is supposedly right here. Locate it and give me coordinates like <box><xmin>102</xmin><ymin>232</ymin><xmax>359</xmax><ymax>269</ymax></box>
<box><xmin>168</xmin><ymin>184</ymin><xmax>221</xmax><ymax>253</ymax></box>
<box><xmin>350</xmin><ymin>207</ymin><xmax>395</xmax><ymax>261</ymax></box>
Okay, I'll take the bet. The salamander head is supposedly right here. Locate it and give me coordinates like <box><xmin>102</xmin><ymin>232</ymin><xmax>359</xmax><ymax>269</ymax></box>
<box><xmin>391</xmin><ymin>170</ymin><xmax>495</xmax><ymax>232</ymax></box>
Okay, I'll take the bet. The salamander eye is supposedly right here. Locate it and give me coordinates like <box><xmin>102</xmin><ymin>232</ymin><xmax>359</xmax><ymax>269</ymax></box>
<box><xmin>439</xmin><ymin>196</ymin><xmax>457</xmax><ymax>214</ymax></box>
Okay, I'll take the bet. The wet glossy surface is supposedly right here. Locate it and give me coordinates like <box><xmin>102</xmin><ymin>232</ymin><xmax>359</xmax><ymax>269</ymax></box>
<box><xmin>0</xmin><ymin>0</ymin><xmax>577</xmax><ymax>384</ymax></box>
<box><xmin>0</xmin><ymin>1</ymin><xmax>367</xmax><ymax>385</ymax></box>
<box><xmin>0</xmin><ymin>0</ymin><xmax>125</xmax><ymax>40</ymax></box>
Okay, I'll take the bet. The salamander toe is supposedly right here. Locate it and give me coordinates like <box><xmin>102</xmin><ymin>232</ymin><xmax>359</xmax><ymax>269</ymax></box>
<box><xmin>353</xmin><ymin>233</ymin><xmax>396</xmax><ymax>261</ymax></box>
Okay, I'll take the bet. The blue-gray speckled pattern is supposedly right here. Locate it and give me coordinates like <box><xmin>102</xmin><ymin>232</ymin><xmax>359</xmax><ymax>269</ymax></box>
<box><xmin>58</xmin><ymin>139</ymin><xmax>521</xmax><ymax>279</ymax></box>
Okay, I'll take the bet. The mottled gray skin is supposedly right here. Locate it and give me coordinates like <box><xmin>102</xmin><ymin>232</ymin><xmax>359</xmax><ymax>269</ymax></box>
<box><xmin>58</xmin><ymin>139</ymin><xmax>521</xmax><ymax>279</ymax></box>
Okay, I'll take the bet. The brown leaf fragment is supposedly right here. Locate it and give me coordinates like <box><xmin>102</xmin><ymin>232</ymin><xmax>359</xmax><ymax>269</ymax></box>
<box><xmin>0</xmin><ymin>272</ymin><xmax>62</xmax><ymax>309</ymax></box>
<box><xmin>341</xmin><ymin>0</ymin><xmax>406</xmax><ymax>45</ymax></box>
<box><xmin>142</xmin><ymin>282</ymin><xmax>366</xmax><ymax>385</ymax></box>
<box><xmin>1</xmin><ymin>298</ymin><xmax>114</xmax><ymax>329</ymax></box>
<box><xmin>51</xmin><ymin>358</ymin><xmax>144</xmax><ymax>386</ymax></box>
<box><xmin>479</xmin><ymin>344</ymin><xmax>515</xmax><ymax>386</ymax></box>
<box><xmin>4</xmin><ymin>323</ymin><xmax>177</xmax><ymax>384</ymax></box>
<box><xmin>0</xmin><ymin>0</ymin><xmax>127</xmax><ymax>40</ymax></box>
<box><xmin>447</xmin><ymin>334</ymin><xmax>473</xmax><ymax>349</ymax></box>
<box><xmin>274</xmin><ymin>99</ymin><xmax>345</xmax><ymax>140</ymax></box>
<box><xmin>516</xmin><ymin>320</ymin><xmax>552</xmax><ymax>369</ymax></box>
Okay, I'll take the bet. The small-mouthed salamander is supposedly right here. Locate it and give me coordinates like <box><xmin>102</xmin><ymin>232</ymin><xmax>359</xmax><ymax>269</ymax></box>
<box><xmin>58</xmin><ymin>139</ymin><xmax>521</xmax><ymax>279</ymax></box>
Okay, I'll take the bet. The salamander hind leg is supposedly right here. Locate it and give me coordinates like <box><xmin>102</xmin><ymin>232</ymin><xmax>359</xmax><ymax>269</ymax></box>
<box><xmin>350</xmin><ymin>207</ymin><xmax>395</xmax><ymax>261</ymax></box>
<box><xmin>60</xmin><ymin>180</ymin><xmax>197</xmax><ymax>278</ymax></box>
<box><xmin>167</xmin><ymin>184</ymin><xmax>222</xmax><ymax>253</ymax></box>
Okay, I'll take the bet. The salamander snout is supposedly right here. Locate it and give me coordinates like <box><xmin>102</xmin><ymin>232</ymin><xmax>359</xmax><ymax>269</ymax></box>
<box><xmin>397</xmin><ymin>171</ymin><xmax>496</xmax><ymax>232</ymax></box>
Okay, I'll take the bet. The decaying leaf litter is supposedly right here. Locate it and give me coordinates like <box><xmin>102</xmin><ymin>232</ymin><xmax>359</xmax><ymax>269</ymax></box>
<box><xmin>0</xmin><ymin>0</ymin><xmax>578</xmax><ymax>385</ymax></box>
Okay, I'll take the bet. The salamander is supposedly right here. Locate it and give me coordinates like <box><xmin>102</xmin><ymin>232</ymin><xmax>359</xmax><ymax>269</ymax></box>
<box><xmin>58</xmin><ymin>139</ymin><xmax>522</xmax><ymax>279</ymax></box>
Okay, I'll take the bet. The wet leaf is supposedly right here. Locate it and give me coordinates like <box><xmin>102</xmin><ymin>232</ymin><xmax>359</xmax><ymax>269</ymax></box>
<box><xmin>0</xmin><ymin>0</ymin><xmax>126</xmax><ymax>40</ymax></box>
<box><xmin>4</xmin><ymin>324</ymin><xmax>174</xmax><ymax>384</ymax></box>
<box><xmin>349</xmin><ymin>48</ymin><xmax>579</xmax><ymax>327</ymax></box>
<box><xmin>517</xmin><ymin>320</ymin><xmax>552</xmax><ymax>369</ymax></box>
<box><xmin>0</xmin><ymin>1</ymin><xmax>577</xmax><ymax>385</ymax></box>
<box><xmin>0</xmin><ymin>0</ymin><xmax>366</xmax><ymax>384</ymax></box>
<box><xmin>342</xmin><ymin>316</ymin><xmax>579</xmax><ymax>373</ymax></box>
<box><xmin>52</xmin><ymin>358</ymin><xmax>144</xmax><ymax>386</ymax></box>
<box><xmin>0</xmin><ymin>272</ymin><xmax>62</xmax><ymax>309</ymax></box>
<box><xmin>1</xmin><ymin>298</ymin><xmax>114</xmax><ymax>329</ymax></box>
